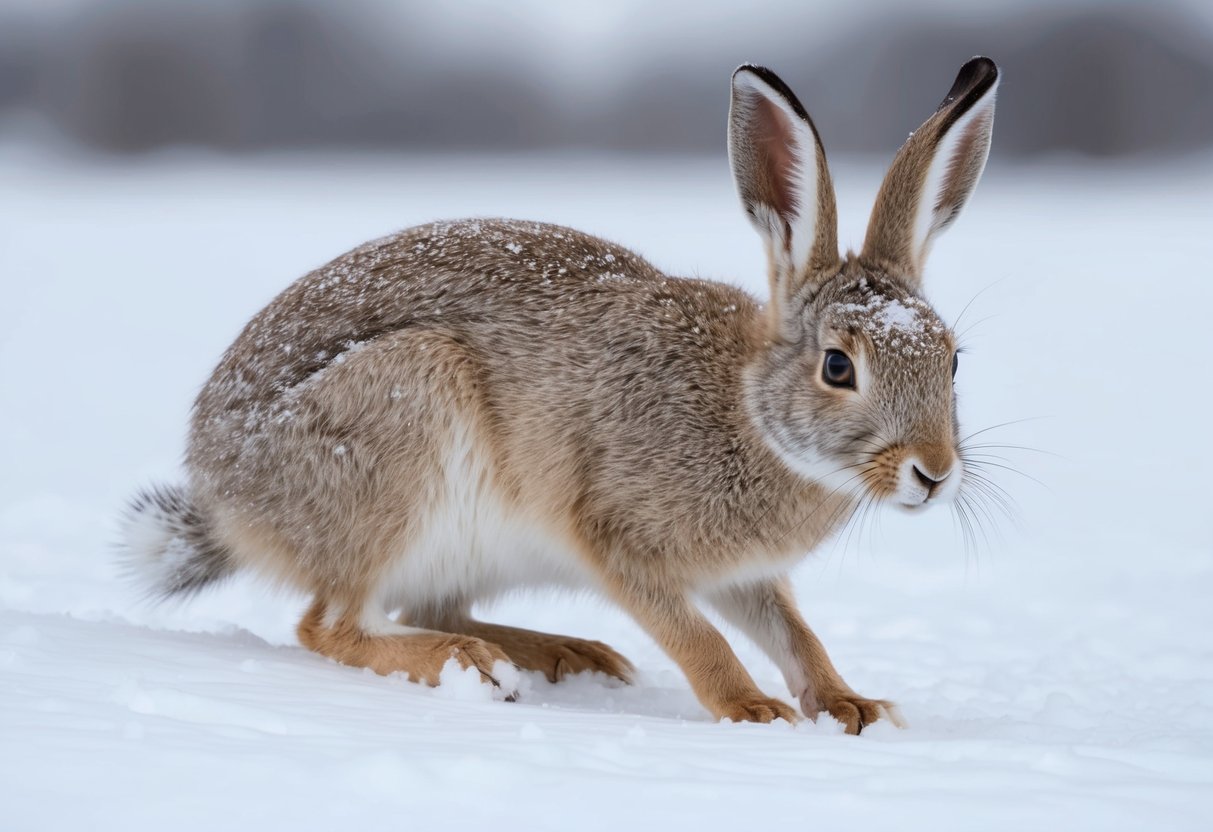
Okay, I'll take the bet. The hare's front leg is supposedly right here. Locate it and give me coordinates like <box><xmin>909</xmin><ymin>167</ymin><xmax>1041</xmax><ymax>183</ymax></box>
<box><xmin>707</xmin><ymin>579</ymin><xmax>903</xmax><ymax>734</ymax></box>
<box><xmin>604</xmin><ymin>579</ymin><xmax>798</xmax><ymax>724</ymax></box>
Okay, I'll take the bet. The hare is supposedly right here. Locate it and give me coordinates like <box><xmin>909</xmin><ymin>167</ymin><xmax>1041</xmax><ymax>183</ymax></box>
<box><xmin>121</xmin><ymin>57</ymin><xmax>999</xmax><ymax>733</ymax></box>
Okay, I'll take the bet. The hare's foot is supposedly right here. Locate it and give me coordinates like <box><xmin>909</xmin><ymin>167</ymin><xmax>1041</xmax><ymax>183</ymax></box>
<box><xmin>805</xmin><ymin>689</ymin><xmax>904</xmax><ymax>735</ymax></box>
<box><xmin>446</xmin><ymin>621</ymin><xmax>634</xmax><ymax>684</ymax></box>
<box><xmin>399</xmin><ymin>633</ymin><xmax>516</xmax><ymax>691</ymax></box>
<box><xmin>714</xmin><ymin>694</ymin><xmax>799</xmax><ymax>724</ymax></box>
<box><xmin>298</xmin><ymin>599</ymin><xmax>518</xmax><ymax>696</ymax></box>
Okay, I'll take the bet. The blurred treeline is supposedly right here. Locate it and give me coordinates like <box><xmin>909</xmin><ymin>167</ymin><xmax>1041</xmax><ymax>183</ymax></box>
<box><xmin>1</xmin><ymin>0</ymin><xmax>1211</xmax><ymax>158</ymax></box>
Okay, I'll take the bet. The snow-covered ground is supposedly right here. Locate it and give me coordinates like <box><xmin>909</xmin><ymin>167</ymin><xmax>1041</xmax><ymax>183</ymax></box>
<box><xmin>2</xmin><ymin>147</ymin><xmax>1211</xmax><ymax>830</ymax></box>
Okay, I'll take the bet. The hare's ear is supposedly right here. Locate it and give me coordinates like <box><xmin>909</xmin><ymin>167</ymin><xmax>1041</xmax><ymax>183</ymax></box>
<box><xmin>729</xmin><ymin>65</ymin><xmax>839</xmax><ymax>340</ymax></box>
<box><xmin>861</xmin><ymin>57</ymin><xmax>999</xmax><ymax>286</ymax></box>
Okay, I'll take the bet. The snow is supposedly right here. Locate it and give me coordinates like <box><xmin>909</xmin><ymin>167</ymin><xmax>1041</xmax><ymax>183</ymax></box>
<box><xmin>2</xmin><ymin>148</ymin><xmax>1212</xmax><ymax>831</ymax></box>
<box><xmin>436</xmin><ymin>656</ymin><xmax>525</xmax><ymax>703</ymax></box>
<box><xmin>832</xmin><ymin>291</ymin><xmax>946</xmax><ymax>358</ymax></box>
<box><xmin>874</xmin><ymin>298</ymin><xmax>922</xmax><ymax>333</ymax></box>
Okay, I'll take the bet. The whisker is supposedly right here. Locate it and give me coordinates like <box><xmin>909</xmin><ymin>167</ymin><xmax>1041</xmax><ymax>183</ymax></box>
<box><xmin>823</xmin><ymin>464</ymin><xmax>885</xmax><ymax>567</ymax></box>
<box><xmin>835</xmin><ymin>484</ymin><xmax>878</xmax><ymax>575</ymax></box>
<box><xmin>954</xmin><ymin>313</ymin><xmax>999</xmax><ymax>344</ymax></box>
<box><xmin>961</xmin><ymin>462</ymin><xmax>1020</xmax><ymax>498</ymax></box>
<box><xmin>959</xmin><ymin>416</ymin><xmax>1050</xmax><ymax>445</ymax></box>
<box><xmin>961</xmin><ymin>442</ymin><xmax>1059</xmax><ymax>458</ymax></box>
<box><xmin>741</xmin><ymin>459</ymin><xmax>872</xmax><ymax>544</ymax></box>
<box><xmin>964</xmin><ymin>477</ymin><xmax>1018</xmax><ymax>525</ymax></box>
<box><xmin>816</xmin><ymin>489</ymin><xmax>870</xmax><ymax>577</ymax></box>
<box><xmin>962</xmin><ymin>463</ymin><xmax>1020</xmax><ymax>506</ymax></box>
<box><xmin>963</xmin><ymin>457</ymin><xmax>1049</xmax><ymax>490</ymax></box>
<box><xmin>958</xmin><ymin>491</ymin><xmax>995</xmax><ymax>550</ymax></box>
<box><xmin>772</xmin><ymin>465</ymin><xmax>875</xmax><ymax>551</ymax></box>
<box><xmin>950</xmin><ymin>275</ymin><xmax>1012</xmax><ymax>334</ymax></box>
<box><xmin>963</xmin><ymin>469</ymin><xmax>1021</xmax><ymax>541</ymax></box>
<box><xmin>951</xmin><ymin>495</ymin><xmax>979</xmax><ymax>570</ymax></box>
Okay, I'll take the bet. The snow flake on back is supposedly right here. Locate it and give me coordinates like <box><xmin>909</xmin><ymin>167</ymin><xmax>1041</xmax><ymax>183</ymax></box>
<box><xmin>198</xmin><ymin>218</ymin><xmax>675</xmax><ymax>464</ymax></box>
<box><xmin>399</xmin><ymin>219</ymin><xmax>644</xmax><ymax>289</ymax></box>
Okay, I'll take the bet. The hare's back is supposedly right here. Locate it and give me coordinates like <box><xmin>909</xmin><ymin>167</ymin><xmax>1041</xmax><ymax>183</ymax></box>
<box><xmin>197</xmin><ymin>218</ymin><xmax>751</xmax><ymax>414</ymax></box>
<box><xmin>189</xmin><ymin>218</ymin><xmax>758</xmax><ymax>496</ymax></box>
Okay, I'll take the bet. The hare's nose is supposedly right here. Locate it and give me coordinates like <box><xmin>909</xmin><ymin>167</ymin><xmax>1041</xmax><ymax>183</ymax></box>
<box><xmin>912</xmin><ymin>465</ymin><xmax>949</xmax><ymax>497</ymax></box>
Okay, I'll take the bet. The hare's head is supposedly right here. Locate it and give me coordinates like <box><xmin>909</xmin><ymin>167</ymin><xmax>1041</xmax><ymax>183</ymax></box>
<box><xmin>732</xmin><ymin>58</ymin><xmax>998</xmax><ymax>510</ymax></box>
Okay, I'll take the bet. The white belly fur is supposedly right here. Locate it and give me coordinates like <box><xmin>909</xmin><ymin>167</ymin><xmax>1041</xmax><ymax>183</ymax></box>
<box><xmin>371</xmin><ymin>417</ymin><xmax>593</xmax><ymax>618</ymax></box>
<box><xmin>366</xmin><ymin>417</ymin><xmax>802</xmax><ymax>628</ymax></box>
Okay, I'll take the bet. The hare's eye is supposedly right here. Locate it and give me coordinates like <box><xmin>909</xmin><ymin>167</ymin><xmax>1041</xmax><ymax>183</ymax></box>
<box><xmin>822</xmin><ymin>350</ymin><xmax>855</xmax><ymax>389</ymax></box>
<box><xmin>952</xmin><ymin>353</ymin><xmax>959</xmax><ymax>379</ymax></box>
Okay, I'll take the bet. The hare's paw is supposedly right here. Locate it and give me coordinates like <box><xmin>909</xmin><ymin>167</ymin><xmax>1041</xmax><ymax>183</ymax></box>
<box><xmin>507</xmin><ymin>635</ymin><xmax>634</xmax><ymax>684</ymax></box>
<box><xmin>429</xmin><ymin>635</ymin><xmax>519</xmax><ymax>699</ymax></box>
<box><xmin>714</xmin><ymin>695</ymin><xmax>800</xmax><ymax>725</ymax></box>
<box><xmin>808</xmin><ymin>691</ymin><xmax>904</xmax><ymax>735</ymax></box>
<box><xmin>548</xmin><ymin>637</ymin><xmax>634</xmax><ymax>684</ymax></box>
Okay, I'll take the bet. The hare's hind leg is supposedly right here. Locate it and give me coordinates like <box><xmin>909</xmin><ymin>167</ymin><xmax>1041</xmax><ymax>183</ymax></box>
<box><xmin>271</xmin><ymin>328</ymin><xmax>520</xmax><ymax>693</ymax></box>
<box><xmin>417</xmin><ymin>617</ymin><xmax>634</xmax><ymax>684</ymax></box>
<box><xmin>298</xmin><ymin>598</ymin><xmax>517</xmax><ymax>695</ymax></box>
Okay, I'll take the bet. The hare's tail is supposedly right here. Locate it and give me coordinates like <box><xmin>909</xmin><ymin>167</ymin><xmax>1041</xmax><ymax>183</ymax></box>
<box><xmin>117</xmin><ymin>484</ymin><xmax>236</xmax><ymax>600</ymax></box>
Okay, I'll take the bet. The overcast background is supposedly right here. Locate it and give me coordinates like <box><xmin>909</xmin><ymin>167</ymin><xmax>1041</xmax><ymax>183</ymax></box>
<box><xmin>4</xmin><ymin>2</ymin><xmax>1213</xmax><ymax>829</ymax></box>
<box><xmin>2</xmin><ymin>0</ymin><xmax>1213</xmax><ymax>159</ymax></box>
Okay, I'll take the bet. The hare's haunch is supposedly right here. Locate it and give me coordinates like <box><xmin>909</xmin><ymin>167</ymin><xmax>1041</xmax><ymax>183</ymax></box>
<box><xmin>120</xmin><ymin>58</ymin><xmax>999</xmax><ymax>733</ymax></box>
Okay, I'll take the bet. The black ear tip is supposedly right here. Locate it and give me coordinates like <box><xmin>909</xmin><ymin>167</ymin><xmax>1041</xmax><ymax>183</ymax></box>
<box><xmin>959</xmin><ymin>56</ymin><xmax>999</xmax><ymax>84</ymax></box>
<box><xmin>940</xmin><ymin>56</ymin><xmax>999</xmax><ymax>110</ymax></box>
<box><xmin>729</xmin><ymin>64</ymin><xmax>811</xmax><ymax>123</ymax></box>
<box><xmin>733</xmin><ymin>64</ymin><xmax>777</xmax><ymax>86</ymax></box>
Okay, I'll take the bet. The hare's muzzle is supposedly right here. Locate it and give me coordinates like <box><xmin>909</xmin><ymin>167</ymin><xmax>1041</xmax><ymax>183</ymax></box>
<box><xmin>895</xmin><ymin>450</ymin><xmax>961</xmax><ymax>510</ymax></box>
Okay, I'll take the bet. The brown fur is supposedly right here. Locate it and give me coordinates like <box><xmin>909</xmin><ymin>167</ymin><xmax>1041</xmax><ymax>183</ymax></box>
<box><xmin>124</xmin><ymin>59</ymin><xmax>999</xmax><ymax>733</ymax></box>
<box><xmin>297</xmin><ymin>598</ymin><xmax>514</xmax><ymax>690</ymax></box>
<box><xmin>435</xmin><ymin>622</ymin><xmax>633</xmax><ymax>684</ymax></box>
